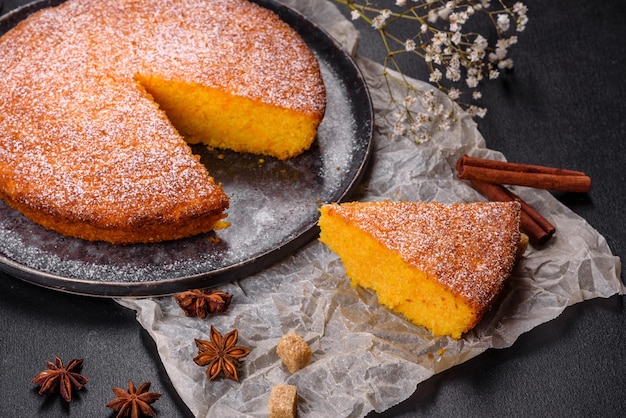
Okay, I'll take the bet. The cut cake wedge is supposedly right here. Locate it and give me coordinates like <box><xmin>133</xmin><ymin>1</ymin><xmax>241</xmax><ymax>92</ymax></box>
<box><xmin>318</xmin><ymin>201</ymin><xmax>522</xmax><ymax>339</ymax></box>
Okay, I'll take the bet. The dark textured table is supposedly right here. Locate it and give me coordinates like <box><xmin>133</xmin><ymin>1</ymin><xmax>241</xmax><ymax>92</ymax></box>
<box><xmin>1</xmin><ymin>0</ymin><xmax>624</xmax><ymax>417</ymax></box>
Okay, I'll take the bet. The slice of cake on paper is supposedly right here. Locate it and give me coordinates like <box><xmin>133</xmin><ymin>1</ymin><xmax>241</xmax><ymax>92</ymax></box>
<box><xmin>318</xmin><ymin>201</ymin><xmax>522</xmax><ymax>339</ymax></box>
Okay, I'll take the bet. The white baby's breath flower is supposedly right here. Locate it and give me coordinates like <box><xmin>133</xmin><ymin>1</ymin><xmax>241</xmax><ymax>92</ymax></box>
<box><xmin>409</xmin><ymin>120</ymin><xmax>422</xmax><ymax>134</ymax></box>
<box><xmin>447</xmin><ymin>88</ymin><xmax>461</xmax><ymax>100</ymax></box>
<box><xmin>467</xmin><ymin>67</ymin><xmax>481</xmax><ymax>78</ymax></box>
<box><xmin>426</xmin><ymin>42</ymin><xmax>442</xmax><ymax>55</ymax></box>
<box><xmin>446</xmin><ymin>55</ymin><xmax>460</xmax><ymax>68</ymax></box>
<box><xmin>333</xmin><ymin>0</ymin><xmax>527</xmax><ymax>143</ymax></box>
<box><xmin>467</xmin><ymin>45</ymin><xmax>486</xmax><ymax>63</ymax></box>
<box><xmin>429</xmin><ymin>68</ymin><xmax>443</xmax><ymax>83</ymax></box>
<box><xmin>438</xmin><ymin>7</ymin><xmax>452</xmax><ymax>21</ymax></box>
<box><xmin>494</xmin><ymin>46</ymin><xmax>508</xmax><ymax>60</ymax></box>
<box><xmin>466</xmin><ymin>75</ymin><xmax>479</xmax><ymax>88</ymax></box>
<box><xmin>513</xmin><ymin>2</ymin><xmax>528</xmax><ymax>15</ymax></box>
<box><xmin>393</xmin><ymin>111</ymin><xmax>407</xmax><ymax>123</ymax></box>
<box><xmin>432</xmin><ymin>32</ymin><xmax>448</xmax><ymax>46</ymax></box>
<box><xmin>468</xmin><ymin>105</ymin><xmax>487</xmax><ymax>118</ymax></box>
<box><xmin>423</xmin><ymin>90</ymin><xmax>436</xmax><ymax>102</ymax></box>
<box><xmin>418</xmin><ymin>131</ymin><xmax>432</xmax><ymax>143</ymax></box>
<box><xmin>393</xmin><ymin>121</ymin><xmax>407</xmax><ymax>136</ymax></box>
<box><xmin>439</xmin><ymin>119</ymin><xmax>452</xmax><ymax>131</ymax></box>
<box><xmin>449</xmin><ymin>12</ymin><xmax>468</xmax><ymax>32</ymax></box>
<box><xmin>498</xmin><ymin>58</ymin><xmax>514</xmax><ymax>69</ymax></box>
<box><xmin>427</xmin><ymin>100</ymin><xmax>444</xmax><ymax>116</ymax></box>
<box><xmin>416</xmin><ymin>112</ymin><xmax>429</xmax><ymax>125</ymax></box>
<box><xmin>473</xmin><ymin>34</ymin><xmax>488</xmax><ymax>50</ymax></box>
<box><xmin>371</xmin><ymin>14</ymin><xmax>386</xmax><ymax>29</ymax></box>
<box><xmin>446</xmin><ymin>65</ymin><xmax>461</xmax><ymax>82</ymax></box>
<box><xmin>497</xmin><ymin>13</ymin><xmax>511</xmax><ymax>32</ymax></box>
<box><xmin>451</xmin><ymin>31</ymin><xmax>462</xmax><ymax>45</ymax></box>
<box><xmin>496</xmin><ymin>38</ymin><xmax>509</xmax><ymax>49</ymax></box>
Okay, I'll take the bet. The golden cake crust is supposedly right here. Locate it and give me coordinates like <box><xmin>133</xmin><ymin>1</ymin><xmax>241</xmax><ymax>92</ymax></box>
<box><xmin>0</xmin><ymin>0</ymin><xmax>325</xmax><ymax>243</ymax></box>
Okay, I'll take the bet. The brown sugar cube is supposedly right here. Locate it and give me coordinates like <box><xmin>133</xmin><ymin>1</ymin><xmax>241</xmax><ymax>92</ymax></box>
<box><xmin>276</xmin><ymin>333</ymin><xmax>312</xmax><ymax>373</ymax></box>
<box><xmin>268</xmin><ymin>384</ymin><xmax>298</xmax><ymax>418</ymax></box>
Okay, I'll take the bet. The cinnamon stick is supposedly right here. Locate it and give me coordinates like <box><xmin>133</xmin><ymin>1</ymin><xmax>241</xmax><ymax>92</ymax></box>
<box><xmin>470</xmin><ymin>180</ymin><xmax>555</xmax><ymax>245</ymax></box>
<box><xmin>456</xmin><ymin>155</ymin><xmax>591</xmax><ymax>193</ymax></box>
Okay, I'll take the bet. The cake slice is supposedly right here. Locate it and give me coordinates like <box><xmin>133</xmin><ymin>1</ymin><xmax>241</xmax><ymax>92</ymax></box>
<box><xmin>318</xmin><ymin>201</ymin><xmax>522</xmax><ymax>339</ymax></box>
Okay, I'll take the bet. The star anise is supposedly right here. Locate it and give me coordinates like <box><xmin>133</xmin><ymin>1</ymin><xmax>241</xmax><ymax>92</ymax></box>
<box><xmin>32</xmin><ymin>356</ymin><xmax>88</xmax><ymax>402</ymax></box>
<box><xmin>174</xmin><ymin>289</ymin><xmax>233</xmax><ymax>318</ymax></box>
<box><xmin>193</xmin><ymin>326</ymin><xmax>251</xmax><ymax>382</ymax></box>
<box><xmin>106</xmin><ymin>380</ymin><xmax>162</xmax><ymax>418</ymax></box>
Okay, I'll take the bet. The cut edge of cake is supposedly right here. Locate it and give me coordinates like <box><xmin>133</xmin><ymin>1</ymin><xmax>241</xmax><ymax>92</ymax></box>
<box><xmin>136</xmin><ymin>74</ymin><xmax>324</xmax><ymax>161</ymax></box>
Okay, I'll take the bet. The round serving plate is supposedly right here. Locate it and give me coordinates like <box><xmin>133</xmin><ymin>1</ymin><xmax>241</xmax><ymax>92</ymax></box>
<box><xmin>0</xmin><ymin>0</ymin><xmax>373</xmax><ymax>296</ymax></box>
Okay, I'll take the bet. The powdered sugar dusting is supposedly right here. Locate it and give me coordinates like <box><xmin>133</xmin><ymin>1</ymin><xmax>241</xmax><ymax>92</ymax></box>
<box><xmin>9</xmin><ymin>0</ymin><xmax>326</xmax><ymax>112</ymax></box>
<box><xmin>0</xmin><ymin>0</ymin><xmax>325</xmax><ymax>234</ymax></box>
<box><xmin>330</xmin><ymin>201</ymin><xmax>521</xmax><ymax>306</ymax></box>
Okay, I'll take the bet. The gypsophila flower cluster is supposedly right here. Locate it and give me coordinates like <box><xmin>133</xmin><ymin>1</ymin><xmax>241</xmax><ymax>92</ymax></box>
<box><xmin>334</xmin><ymin>0</ymin><xmax>528</xmax><ymax>143</ymax></box>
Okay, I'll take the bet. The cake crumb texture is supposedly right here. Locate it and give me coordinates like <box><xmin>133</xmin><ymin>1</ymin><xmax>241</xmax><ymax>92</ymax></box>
<box><xmin>318</xmin><ymin>201</ymin><xmax>521</xmax><ymax>339</ymax></box>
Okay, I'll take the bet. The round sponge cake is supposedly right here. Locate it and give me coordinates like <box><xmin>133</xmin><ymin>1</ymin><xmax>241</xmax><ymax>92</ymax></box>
<box><xmin>0</xmin><ymin>0</ymin><xmax>326</xmax><ymax>244</ymax></box>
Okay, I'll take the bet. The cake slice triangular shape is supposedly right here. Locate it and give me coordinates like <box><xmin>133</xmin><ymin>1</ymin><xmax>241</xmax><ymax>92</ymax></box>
<box><xmin>318</xmin><ymin>201</ymin><xmax>522</xmax><ymax>339</ymax></box>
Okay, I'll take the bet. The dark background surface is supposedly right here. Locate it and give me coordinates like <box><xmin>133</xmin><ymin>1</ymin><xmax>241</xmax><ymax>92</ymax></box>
<box><xmin>1</xmin><ymin>0</ymin><xmax>625</xmax><ymax>416</ymax></box>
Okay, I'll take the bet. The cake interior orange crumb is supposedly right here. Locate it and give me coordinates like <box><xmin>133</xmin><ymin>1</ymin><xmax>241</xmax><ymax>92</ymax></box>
<box><xmin>136</xmin><ymin>75</ymin><xmax>321</xmax><ymax>160</ymax></box>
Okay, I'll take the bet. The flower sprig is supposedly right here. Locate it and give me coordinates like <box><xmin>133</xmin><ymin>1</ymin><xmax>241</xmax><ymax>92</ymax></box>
<box><xmin>334</xmin><ymin>0</ymin><xmax>529</xmax><ymax>143</ymax></box>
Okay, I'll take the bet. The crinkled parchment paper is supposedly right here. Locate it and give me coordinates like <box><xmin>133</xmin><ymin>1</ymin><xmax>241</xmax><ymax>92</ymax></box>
<box><xmin>117</xmin><ymin>1</ymin><xmax>624</xmax><ymax>416</ymax></box>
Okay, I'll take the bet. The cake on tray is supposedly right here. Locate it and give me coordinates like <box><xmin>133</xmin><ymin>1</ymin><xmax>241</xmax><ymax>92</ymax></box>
<box><xmin>0</xmin><ymin>0</ymin><xmax>326</xmax><ymax>244</ymax></box>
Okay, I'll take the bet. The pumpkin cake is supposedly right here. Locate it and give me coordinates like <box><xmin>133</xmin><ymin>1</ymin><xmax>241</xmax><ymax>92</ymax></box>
<box><xmin>0</xmin><ymin>0</ymin><xmax>325</xmax><ymax>244</ymax></box>
<box><xmin>318</xmin><ymin>201</ymin><xmax>522</xmax><ymax>339</ymax></box>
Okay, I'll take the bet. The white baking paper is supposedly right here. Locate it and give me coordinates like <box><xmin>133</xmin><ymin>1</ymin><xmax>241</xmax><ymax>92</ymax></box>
<box><xmin>117</xmin><ymin>1</ymin><xmax>624</xmax><ymax>416</ymax></box>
